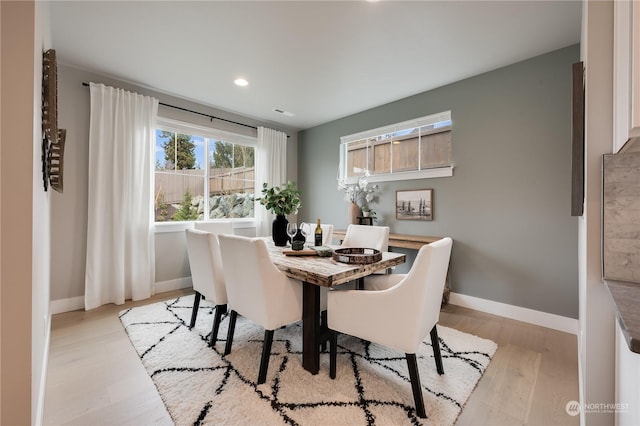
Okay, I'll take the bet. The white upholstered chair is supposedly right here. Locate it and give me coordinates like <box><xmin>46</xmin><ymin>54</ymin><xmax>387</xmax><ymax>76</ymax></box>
<box><xmin>340</xmin><ymin>224</ymin><xmax>390</xmax><ymax>287</ymax></box>
<box><xmin>340</xmin><ymin>224</ymin><xmax>389</xmax><ymax>251</ymax></box>
<box><xmin>327</xmin><ymin>237</ymin><xmax>453</xmax><ymax>418</ymax></box>
<box><xmin>304</xmin><ymin>223</ymin><xmax>335</xmax><ymax>246</ymax></box>
<box><xmin>185</xmin><ymin>226</ymin><xmax>232</xmax><ymax>347</ymax></box>
<box><xmin>218</xmin><ymin>234</ymin><xmax>303</xmax><ymax>385</ymax></box>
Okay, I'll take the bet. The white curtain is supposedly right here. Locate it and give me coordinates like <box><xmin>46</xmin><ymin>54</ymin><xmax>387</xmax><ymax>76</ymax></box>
<box><xmin>85</xmin><ymin>83</ymin><xmax>159</xmax><ymax>310</ymax></box>
<box><xmin>255</xmin><ymin>126</ymin><xmax>287</xmax><ymax>237</ymax></box>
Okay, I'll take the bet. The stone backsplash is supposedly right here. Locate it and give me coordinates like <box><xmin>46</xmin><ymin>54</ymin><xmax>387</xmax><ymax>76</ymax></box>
<box><xmin>603</xmin><ymin>139</ymin><xmax>640</xmax><ymax>283</ymax></box>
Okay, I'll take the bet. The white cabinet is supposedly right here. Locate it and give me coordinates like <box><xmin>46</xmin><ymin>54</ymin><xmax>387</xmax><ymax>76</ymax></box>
<box><xmin>614</xmin><ymin>0</ymin><xmax>640</xmax><ymax>153</ymax></box>
<box><xmin>615</xmin><ymin>319</ymin><xmax>640</xmax><ymax>425</ymax></box>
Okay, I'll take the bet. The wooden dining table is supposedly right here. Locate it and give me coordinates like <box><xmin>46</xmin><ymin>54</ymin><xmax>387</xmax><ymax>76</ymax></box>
<box><xmin>265</xmin><ymin>241</ymin><xmax>406</xmax><ymax>375</ymax></box>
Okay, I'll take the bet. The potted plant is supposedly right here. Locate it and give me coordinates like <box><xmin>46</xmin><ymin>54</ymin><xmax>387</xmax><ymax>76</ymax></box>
<box><xmin>257</xmin><ymin>181</ymin><xmax>302</xmax><ymax>246</ymax></box>
<box><xmin>361</xmin><ymin>206</ymin><xmax>378</xmax><ymax>221</ymax></box>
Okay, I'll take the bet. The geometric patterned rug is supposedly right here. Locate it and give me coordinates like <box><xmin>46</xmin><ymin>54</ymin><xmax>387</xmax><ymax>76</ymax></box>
<box><xmin>119</xmin><ymin>294</ymin><xmax>497</xmax><ymax>426</ymax></box>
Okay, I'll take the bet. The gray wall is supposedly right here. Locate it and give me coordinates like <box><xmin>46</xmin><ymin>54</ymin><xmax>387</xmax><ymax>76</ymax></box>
<box><xmin>297</xmin><ymin>45</ymin><xmax>579</xmax><ymax>318</ymax></box>
<box><xmin>52</xmin><ymin>64</ymin><xmax>298</xmax><ymax>302</ymax></box>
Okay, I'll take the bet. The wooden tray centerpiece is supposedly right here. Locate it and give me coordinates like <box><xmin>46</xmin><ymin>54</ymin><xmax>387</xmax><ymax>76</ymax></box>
<box><xmin>282</xmin><ymin>248</ymin><xmax>317</xmax><ymax>256</ymax></box>
<box><xmin>282</xmin><ymin>246</ymin><xmax>333</xmax><ymax>257</ymax></box>
<box><xmin>332</xmin><ymin>247</ymin><xmax>382</xmax><ymax>264</ymax></box>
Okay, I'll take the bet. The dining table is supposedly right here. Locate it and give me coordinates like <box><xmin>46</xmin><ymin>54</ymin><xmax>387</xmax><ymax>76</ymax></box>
<box><xmin>265</xmin><ymin>241</ymin><xmax>406</xmax><ymax>375</ymax></box>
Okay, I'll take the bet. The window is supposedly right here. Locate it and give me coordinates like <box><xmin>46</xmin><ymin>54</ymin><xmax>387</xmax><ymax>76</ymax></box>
<box><xmin>154</xmin><ymin>118</ymin><xmax>256</xmax><ymax>222</ymax></box>
<box><xmin>339</xmin><ymin>111</ymin><xmax>452</xmax><ymax>183</ymax></box>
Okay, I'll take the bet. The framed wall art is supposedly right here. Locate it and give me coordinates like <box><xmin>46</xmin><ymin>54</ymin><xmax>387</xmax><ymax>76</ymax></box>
<box><xmin>396</xmin><ymin>189</ymin><xmax>433</xmax><ymax>221</ymax></box>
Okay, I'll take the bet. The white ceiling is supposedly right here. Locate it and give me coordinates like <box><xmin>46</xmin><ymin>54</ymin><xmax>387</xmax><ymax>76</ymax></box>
<box><xmin>50</xmin><ymin>1</ymin><xmax>582</xmax><ymax>131</ymax></box>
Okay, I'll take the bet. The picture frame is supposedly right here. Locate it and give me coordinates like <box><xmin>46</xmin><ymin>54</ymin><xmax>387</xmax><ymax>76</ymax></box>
<box><xmin>396</xmin><ymin>189</ymin><xmax>433</xmax><ymax>221</ymax></box>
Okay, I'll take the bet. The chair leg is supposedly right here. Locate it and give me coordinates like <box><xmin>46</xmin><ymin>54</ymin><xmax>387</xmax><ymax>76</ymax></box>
<box><xmin>258</xmin><ymin>329</ymin><xmax>274</xmax><ymax>385</ymax></box>
<box><xmin>209</xmin><ymin>304</ymin><xmax>227</xmax><ymax>347</ymax></box>
<box><xmin>430</xmin><ymin>325</ymin><xmax>444</xmax><ymax>375</ymax></box>
<box><xmin>320</xmin><ymin>310</ymin><xmax>328</xmax><ymax>351</ymax></box>
<box><xmin>224</xmin><ymin>310</ymin><xmax>237</xmax><ymax>356</ymax></box>
<box><xmin>329</xmin><ymin>330</ymin><xmax>337</xmax><ymax>379</ymax></box>
<box><xmin>189</xmin><ymin>292</ymin><xmax>202</xmax><ymax>329</ymax></box>
<box><xmin>406</xmin><ymin>353</ymin><xmax>426</xmax><ymax>419</ymax></box>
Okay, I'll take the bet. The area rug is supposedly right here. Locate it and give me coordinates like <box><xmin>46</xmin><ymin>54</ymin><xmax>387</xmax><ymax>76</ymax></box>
<box><xmin>119</xmin><ymin>294</ymin><xmax>497</xmax><ymax>426</ymax></box>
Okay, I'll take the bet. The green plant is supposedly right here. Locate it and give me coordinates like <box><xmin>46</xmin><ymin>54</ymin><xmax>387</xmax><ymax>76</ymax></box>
<box><xmin>257</xmin><ymin>181</ymin><xmax>302</xmax><ymax>216</ymax></box>
<box><xmin>172</xmin><ymin>189</ymin><xmax>199</xmax><ymax>221</ymax></box>
<box><xmin>361</xmin><ymin>206</ymin><xmax>378</xmax><ymax>222</ymax></box>
<box><xmin>155</xmin><ymin>189</ymin><xmax>169</xmax><ymax>221</ymax></box>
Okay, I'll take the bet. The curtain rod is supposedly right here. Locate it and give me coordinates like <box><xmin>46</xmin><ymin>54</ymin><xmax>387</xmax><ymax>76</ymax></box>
<box><xmin>81</xmin><ymin>82</ymin><xmax>264</xmax><ymax>133</ymax></box>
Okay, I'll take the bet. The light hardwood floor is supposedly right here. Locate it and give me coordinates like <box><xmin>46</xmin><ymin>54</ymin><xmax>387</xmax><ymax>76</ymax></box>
<box><xmin>43</xmin><ymin>289</ymin><xmax>580</xmax><ymax>425</ymax></box>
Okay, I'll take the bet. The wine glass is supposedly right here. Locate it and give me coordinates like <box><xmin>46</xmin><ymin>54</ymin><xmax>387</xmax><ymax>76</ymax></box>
<box><xmin>299</xmin><ymin>222</ymin><xmax>310</xmax><ymax>240</ymax></box>
<box><xmin>286</xmin><ymin>222</ymin><xmax>298</xmax><ymax>245</ymax></box>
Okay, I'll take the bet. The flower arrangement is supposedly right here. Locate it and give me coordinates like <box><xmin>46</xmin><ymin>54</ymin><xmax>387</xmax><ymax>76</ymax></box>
<box><xmin>257</xmin><ymin>181</ymin><xmax>302</xmax><ymax>216</ymax></box>
<box><xmin>337</xmin><ymin>170</ymin><xmax>379</xmax><ymax>210</ymax></box>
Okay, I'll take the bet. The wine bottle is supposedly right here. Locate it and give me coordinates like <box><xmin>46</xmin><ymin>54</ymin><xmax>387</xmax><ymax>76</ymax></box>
<box><xmin>314</xmin><ymin>218</ymin><xmax>323</xmax><ymax>246</ymax></box>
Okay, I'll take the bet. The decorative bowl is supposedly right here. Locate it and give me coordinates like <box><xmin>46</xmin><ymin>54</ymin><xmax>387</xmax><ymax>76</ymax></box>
<box><xmin>332</xmin><ymin>247</ymin><xmax>382</xmax><ymax>264</ymax></box>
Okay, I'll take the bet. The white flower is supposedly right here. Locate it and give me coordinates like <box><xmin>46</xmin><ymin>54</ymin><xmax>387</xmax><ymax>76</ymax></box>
<box><xmin>338</xmin><ymin>169</ymin><xmax>379</xmax><ymax>208</ymax></box>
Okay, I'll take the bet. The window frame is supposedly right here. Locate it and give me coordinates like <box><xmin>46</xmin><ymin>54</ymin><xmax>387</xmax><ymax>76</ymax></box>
<box><xmin>154</xmin><ymin>117</ymin><xmax>257</xmax><ymax>227</ymax></box>
<box><xmin>339</xmin><ymin>111</ymin><xmax>453</xmax><ymax>184</ymax></box>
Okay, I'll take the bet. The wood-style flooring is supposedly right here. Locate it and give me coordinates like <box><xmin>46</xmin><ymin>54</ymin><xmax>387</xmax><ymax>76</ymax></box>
<box><xmin>43</xmin><ymin>289</ymin><xmax>579</xmax><ymax>425</ymax></box>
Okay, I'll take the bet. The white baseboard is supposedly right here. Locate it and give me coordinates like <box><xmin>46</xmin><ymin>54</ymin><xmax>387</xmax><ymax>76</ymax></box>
<box><xmin>449</xmin><ymin>292</ymin><xmax>579</xmax><ymax>335</ymax></box>
<box><xmin>50</xmin><ymin>278</ymin><xmax>193</xmax><ymax>315</ymax></box>
<box><xmin>50</xmin><ymin>296</ymin><xmax>85</xmax><ymax>314</ymax></box>
<box><xmin>154</xmin><ymin>277</ymin><xmax>192</xmax><ymax>294</ymax></box>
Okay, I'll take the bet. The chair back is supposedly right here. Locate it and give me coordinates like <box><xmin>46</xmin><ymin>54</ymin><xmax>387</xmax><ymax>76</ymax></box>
<box><xmin>327</xmin><ymin>237</ymin><xmax>452</xmax><ymax>354</ymax></box>
<box><xmin>396</xmin><ymin>237</ymin><xmax>453</xmax><ymax>348</ymax></box>
<box><xmin>218</xmin><ymin>235</ymin><xmax>302</xmax><ymax>330</ymax></box>
<box><xmin>304</xmin><ymin>223</ymin><xmax>334</xmax><ymax>245</ymax></box>
<box><xmin>185</xmin><ymin>228</ymin><xmax>227</xmax><ymax>305</ymax></box>
<box><xmin>341</xmin><ymin>224</ymin><xmax>389</xmax><ymax>251</ymax></box>
<box><xmin>194</xmin><ymin>220</ymin><xmax>234</xmax><ymax>235</ymax></box>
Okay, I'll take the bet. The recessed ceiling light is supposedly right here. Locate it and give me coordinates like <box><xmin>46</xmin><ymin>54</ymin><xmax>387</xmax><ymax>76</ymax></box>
<box><xmin>234</xmin><ymin>78</ymin><xmax>248</xmax><ymax>87</ymax></box>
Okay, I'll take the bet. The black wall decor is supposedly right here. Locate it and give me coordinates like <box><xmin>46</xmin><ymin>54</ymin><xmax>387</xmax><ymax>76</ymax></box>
<box><xmin>42</xmin><ymin>49</ymin><xmax>66</xmax><ymax>192</ymax></box>
<box><xmin>571</xmin><ymin>61</ymin><xmax>585</xmax><ymax>216</ymax></box>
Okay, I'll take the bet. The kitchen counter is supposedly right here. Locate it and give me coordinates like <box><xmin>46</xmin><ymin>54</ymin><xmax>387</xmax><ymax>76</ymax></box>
<box><xmin>606</xmin><ymin>279</ymin><xmax>640</xmax><ymax>353</ymax></box>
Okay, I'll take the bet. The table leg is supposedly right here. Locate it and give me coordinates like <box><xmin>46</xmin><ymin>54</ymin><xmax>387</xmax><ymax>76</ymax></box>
<box><xmin>302</xmin><ymin>281</ymin><xmax>320</xmax><ymax>374</ymax></box>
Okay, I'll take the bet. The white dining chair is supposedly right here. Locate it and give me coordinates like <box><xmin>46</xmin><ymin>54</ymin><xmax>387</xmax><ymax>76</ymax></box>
<box><xmin>185</xmin><ymin>226</ymin><xmax>231</xmax><ymax>347</ymax></box>
<box><xmin>218</xmin><ymin>234</ymin><xmax>303</xmax><ymax>385</ymax></box>
<box><xmin>340</xmin><ymin>224</ymin><xmax>389</xmax><ymax>251</ymax></box>
<box><xmin>327</xmin><ymin>237</ymin><xmax>453</xmax><ymax>419</ymax></box>
<box><xmin>304</xmin><ymin>223</ymin><xmax>335</xmax><ymax>246</ymax></box>
<box><xmin>340</xmin><ymin>224</ymin><xmax>390</xmax><ymax>288</ymax></box>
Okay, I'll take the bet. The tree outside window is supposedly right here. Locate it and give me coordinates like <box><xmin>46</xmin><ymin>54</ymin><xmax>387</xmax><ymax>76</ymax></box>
<box><xmin>154</xmin><ymin>126</ymin><xmax>255</xmax><ymax>222</ymax></box>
